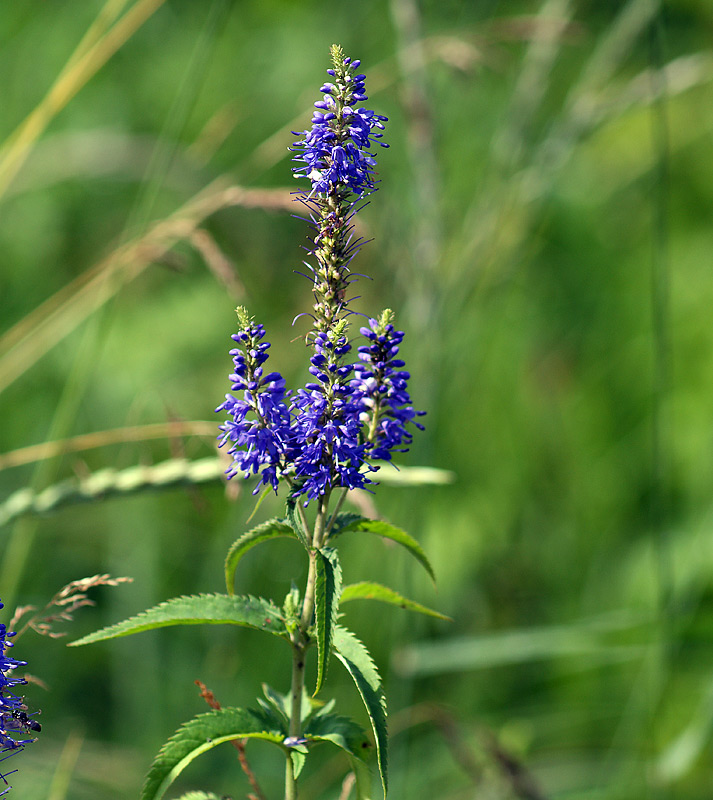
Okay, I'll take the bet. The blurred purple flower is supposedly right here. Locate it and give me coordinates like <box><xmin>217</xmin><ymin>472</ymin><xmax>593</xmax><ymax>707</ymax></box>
<box><xmin>0</xmin><ymin>601</ymin><xmax>37</xmax><ymax>796</ymax></box>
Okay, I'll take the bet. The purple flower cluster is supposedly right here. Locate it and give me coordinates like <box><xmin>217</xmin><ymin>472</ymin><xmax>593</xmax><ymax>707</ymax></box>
<box><xmin>353</xmin><ymin>315</ymin><xmax>425</xmax><ymax>461</ymax></box>
<box><xmin>0</xmin><ymin>602</ymin><xmax>36</xmax><ymax>795</ymax></box>
<box><xmin>216</xmin><ymin>315</ymin><xmax>291</xmax><ymax>493</ymax></box>
<box><xmin>292</xmin><ymin>53</ymin><xmax>388</xmax><ymax>198</ymax></box>
<box><xmin>290</xmin><ymin>331</ymin><xmax>371</xmax><ymax>501</ymax></box>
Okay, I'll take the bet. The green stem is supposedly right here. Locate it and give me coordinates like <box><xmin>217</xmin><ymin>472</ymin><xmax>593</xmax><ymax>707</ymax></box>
<box><xmin>299</xmin><ymin>493</ymin><xmax>330</xmax><ymax>627</ymax></box>
<box><xmin>325</xmin><ymin>488</ymin><xmax>349</xmax><ymax>538</ymax></box>
<box><xmin>300</xmin><ymin>550</ymin><xmax>319</xmax><ymax>632</ymax></box>
<box><xmin>284</xmin><ymin>751</ymin><xmax>297</xmax><ymax>800</ymax></box>
<box><xmin>284</xmin><ymin>492</ymin><xmax>330</xmax><ymax>800</ymax></box>
<box><xmin>288</xmin><ymin>638</ymin><xmax>307</xmax><ymax>737</ymax></box>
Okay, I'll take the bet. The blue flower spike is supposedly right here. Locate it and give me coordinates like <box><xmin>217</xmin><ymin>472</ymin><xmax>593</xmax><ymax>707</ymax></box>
<box><xmin>353</xmin><ymin>309</ymin><xmax>426</xmax><ymax>461</ymax></box>
<box><xmin>216</xmin><ymin>307</ymin><xmax>291</xmax><ymax>494</ymax></box>
<box><xmin>292</xmin><ymin>45</ymin><xmax>388</xmax><ymax>199</ymax></box>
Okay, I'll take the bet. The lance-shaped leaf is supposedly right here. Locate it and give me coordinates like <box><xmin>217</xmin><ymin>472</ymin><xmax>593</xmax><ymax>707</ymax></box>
<box><xmin>140</xmin><ymin>707</ymin><xmax>285</xmax><ymax>800</ymax></box>
<box><xmin>314</xmin><ymin>547</ymin><xmax>342</xmax><ymax>695</ymax></box>
<box><xmin>305</xmin><ymin>711</ymin><xmax>372</xmax><ymax>759</ymax></box>
<box><xmin>330</xmin><ymin>516</ymin><xmax>435</xmax><ymax>584</ymax></box>
<box><xmin>70</xmin><ymin>594</ymin><xmax>287</xmax><ymax>647</ymax></box>
<box><xmin>224</xmin><ymin>518</ymin><xmax>296</xmax><ymax>594</ymax></box>
<box><xmin>291</xmin><ymin>747</ymin><xmax>308</xmax><ymax>779</ymax></box>
<box><xmin>328</xmin><ymin>512</ymin><xmax>364</xmax><ymax>537</ymax></box>
<box><xmin>333</xmin><ymin>626</ymin><xmax>388</xmax><ymax>797</ymax></box>
<box><xmin>286</xmin><ymin>496</ymin><xmax>311</xmax><ymax>549</ymax></box>
<box><xmin>259</xmin><ymin>683</ymin><xmax>314</xmax><ymax>728</ymax></box>
<box><xmin>341</xmin><ymin>582</ymin><xmax>451</xmax><ymax>621</ymax></box>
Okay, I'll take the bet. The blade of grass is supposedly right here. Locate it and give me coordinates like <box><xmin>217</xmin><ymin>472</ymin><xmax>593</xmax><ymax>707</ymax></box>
<box><xmin>47</xmin><ymin>729</ymin><xmax>86</xmax><ymax>800</ymax></box>
<box><xmin>0</xmin><ymin>0</ymin><xmax>166</xmax><ymax>200</ymax></box>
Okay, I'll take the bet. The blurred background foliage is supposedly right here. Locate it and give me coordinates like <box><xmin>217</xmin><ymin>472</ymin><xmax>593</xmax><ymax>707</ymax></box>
<box><xmin>1</xmin><ymin>0</ymin><xmax>713</xmax><ymax>798</ymax></box>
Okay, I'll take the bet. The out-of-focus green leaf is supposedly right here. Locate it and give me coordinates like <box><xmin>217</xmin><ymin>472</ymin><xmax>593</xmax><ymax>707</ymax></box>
<box><xmin>341</xmin><ymin>581</ymin><xmax>450</xmax><ymax>620</ymax></box>
<box><xmin>349</xmin><ymin>755</ymin><xmax>374</xmax><ymax>800</ymax></box>
<box><xmin>372</xmin><ymin>462</ymin><xmax>455</xmax><ymax>486</ymax></box>
<box><xmin>394</xmin><ymin>612</ymin><xmax>649</xmax><ymax>676</ymax></box>
<box><xmin>656</xmin><ymin>676</ymin><xmax>713</xmax><ymax>782</ymax></box>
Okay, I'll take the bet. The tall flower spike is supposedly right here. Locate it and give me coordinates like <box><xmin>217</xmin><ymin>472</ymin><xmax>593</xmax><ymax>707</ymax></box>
<box><xmin>353</xmin><ymin>310</ymin><xmax>425</xmax><ymax>462</ymax></box>
<box><xmin>286</xmin><ymin>47</ymin><xmax>390</xmax><ymax>502</ymax></box>
<box><xmin>291</xmin><ymin>45</ymin><xmax>389</xmax><ymax>337</ymax></box>
<box><xmin>216</xmin><ymin>307</ymin><xmax>291</xmax><ymax>493</ymax></box>
<box><xmin>0</xmin><ymin>601</ymin><xmax>38</xmax><ymax>796</ymax></box>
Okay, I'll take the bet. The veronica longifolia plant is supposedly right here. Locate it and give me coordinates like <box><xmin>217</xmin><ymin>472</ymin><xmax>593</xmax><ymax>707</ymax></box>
<box><xmin>73</xmin><ymin>45</ymin><xmax>440</xmax><ymax>800</ymax></box>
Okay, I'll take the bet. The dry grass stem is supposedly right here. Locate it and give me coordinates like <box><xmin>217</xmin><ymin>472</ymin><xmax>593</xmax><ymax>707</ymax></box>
<box><xmin>0</xmin><ymin>421</ymin><xmax>216</xmax><ymax>472</ymax></box>
<box><xmin>0</xmin><ymin>183</ymin><xmax>294</xmax><ymax>394</ymax></box>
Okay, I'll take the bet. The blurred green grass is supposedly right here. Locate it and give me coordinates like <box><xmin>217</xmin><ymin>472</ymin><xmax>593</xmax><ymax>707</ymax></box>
<box><xmin>2</xmin><ymin>0</ymin><xmax>713</xmax><ymax>797</ymax></box>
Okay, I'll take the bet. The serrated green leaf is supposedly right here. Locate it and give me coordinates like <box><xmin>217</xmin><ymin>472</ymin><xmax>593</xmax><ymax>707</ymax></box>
<box><xmin>290</xmin><ymin>748</ymin><xmax>307</xmax><ymax>778</ymax></box>
<box><xmin>70</xmin><ymin>594</ymin><xmax>287</xmax><ymax>646</ymax></box>
<box><xmin>224</xmin><ymin>519</ymin><xmax>295</xmax><ymax>594</ymax></box>
<box><xmin>260</xmin><ymin>683</ymin><xmax>290</xmax><ymax>724</ymax></box>
<box><xmin>331</xmin><ymin>517</ymin><xmax>435</xmax><ymax>584</ymax></box>
<box><xmin>314</xmin><ymin>547</ymin><xmax>342</xmax><ymax>695</ymax></box>
<box><xmin>255</xmin><ymin>697</ymin><xmax>288</xmax><ymax>733</ymax></box>
<box><xmin>333</xmin><ymin>626</ymin><xmax>388</xmax><ymax>797</ymax></box>
<box><xmin>305</xmin><ymin>711</ymin><xmax>371</xmax><ymax>760</ymax></box>
<box><xmin>141</xmin><ymin>708</ymin><xmax>285</xmax><ymax>800</ymax></box>
<box><xmin>341</xmin><ymin>582</ymin><xmax>451</xmax><ymax>621</ymax></box>
<box><xmin>260</xmin><ymin>683</ymin><xmax>313</xmax><ymax>726</ymax></box>
<box><xmin>172</xmin><ymin>792</ymin><xmax>224</xmax><ymax>800</ymax></box>
<box><xmin>329</xmin><ymin>512</ymin><xmax>364</xmax><ymax>536</ymax></box>
<box><xmin>286</xmin><ymin>497</ymin><xmax>311</xmax><ymax>549</ymax></box>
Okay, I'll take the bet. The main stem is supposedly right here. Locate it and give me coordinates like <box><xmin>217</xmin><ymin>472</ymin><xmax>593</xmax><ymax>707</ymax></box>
<box><xmin>284</xmin><ymin>493</ymin><xmax>330</xmax><ymax>800</ymax></box>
